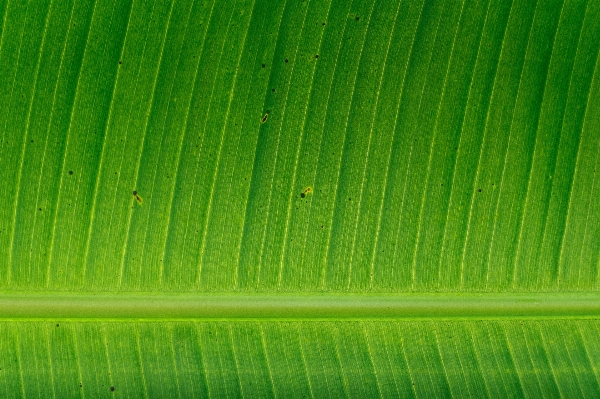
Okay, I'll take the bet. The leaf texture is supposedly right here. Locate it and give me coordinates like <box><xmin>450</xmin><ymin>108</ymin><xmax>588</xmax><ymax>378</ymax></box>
<box><xmin>0</xmin><ymin>0</ymin><xmax>599</xmax><ymax>395</ymax></box>
<box><xmin>0</xmin><ymin>321</ymin><xmax>599</xmax><ymax>398</ymax></box>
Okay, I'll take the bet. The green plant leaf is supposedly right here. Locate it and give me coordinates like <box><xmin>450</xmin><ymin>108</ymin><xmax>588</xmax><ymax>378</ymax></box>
<box><xmin>1</xmin><ymin>0</ymin><xmax>599</xmax><ymax>396</ymax></box>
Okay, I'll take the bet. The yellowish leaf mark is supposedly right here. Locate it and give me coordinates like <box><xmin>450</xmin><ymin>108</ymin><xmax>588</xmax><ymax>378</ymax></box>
<box><xmin>300</xmin><ymin>186</ymin><xmax>312</xmax><ymax>198</ymax></box>
<box><xmin>133</xmin><ymin>190</ymin><xmax>142</xmax><ymax>204</ymax></box>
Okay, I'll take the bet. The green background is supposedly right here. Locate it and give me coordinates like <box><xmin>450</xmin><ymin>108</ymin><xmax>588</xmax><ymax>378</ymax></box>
<box><xmin>0</xmin><ymin>0</ymin><xmax>599</xmax><ymax>396</ymax></box>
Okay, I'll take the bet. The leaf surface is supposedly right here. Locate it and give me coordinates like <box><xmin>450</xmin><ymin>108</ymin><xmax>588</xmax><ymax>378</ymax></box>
<box><xmin>1</xmin><ymin>0</ymin><xmax>599</xmax><ymax>396</ymax></box>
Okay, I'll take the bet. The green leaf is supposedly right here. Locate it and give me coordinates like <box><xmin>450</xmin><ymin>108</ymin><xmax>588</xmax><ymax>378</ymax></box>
<box><xmin>1</xmin><ymin>0</ymin><xmax>599</xmax><ymax>396</ymax></box>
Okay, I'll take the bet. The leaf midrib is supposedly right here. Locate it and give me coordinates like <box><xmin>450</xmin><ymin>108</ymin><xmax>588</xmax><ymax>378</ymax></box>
<box><xmin>1</xmin><ymin>292</ymin><xmax>599</xmax><ymax>320</ymax></box>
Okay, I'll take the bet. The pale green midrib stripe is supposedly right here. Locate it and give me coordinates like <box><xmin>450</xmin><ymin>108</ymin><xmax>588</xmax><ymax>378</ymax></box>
<box><xmin>0</xmin><ymin>292</ymin><xmax>598</xmax><ymax>319</ymax></box>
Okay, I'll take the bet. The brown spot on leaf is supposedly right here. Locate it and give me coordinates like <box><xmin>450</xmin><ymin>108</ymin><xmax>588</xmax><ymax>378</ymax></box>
<box><xmin>300</xmin><ymin>187</ymin><xmax>313</xmax><ymax>198</ymax></box>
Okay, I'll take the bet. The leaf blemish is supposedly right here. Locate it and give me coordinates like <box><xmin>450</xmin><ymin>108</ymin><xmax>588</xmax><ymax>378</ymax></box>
<box><xmin>300</xmin><ymin>186</ymin><xmax>312</xmax><ymax>198</ymax></box>
<box><xmin>261</xmin><ymin>111</ymin><xmax>269</xmax><ymax>123</ymax></box>
<box><xmin>133</xmin><ymin>190</ymin><xmax>142</xmax><ymax>204</ymax></box>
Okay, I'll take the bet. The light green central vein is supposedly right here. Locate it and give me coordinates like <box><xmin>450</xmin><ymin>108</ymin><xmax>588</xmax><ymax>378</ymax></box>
<box><xmin>0</xmin><ymin>292</ymin><xmax>599</xmax><ymax>320</ymax></box>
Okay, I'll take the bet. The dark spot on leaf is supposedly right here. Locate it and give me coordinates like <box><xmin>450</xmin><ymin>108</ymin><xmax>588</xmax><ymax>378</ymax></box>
<box><xmin>355</xmin><ymin>16</ymin><xmax>360</xmax><ymax>21</ymax></box>
<box><xmin>478</xmin><ymin>189</ymin><xmax>482</xmax><ymax>192</ymax></box>
<box><xmin>39</xmin><ymin>208</ymin><xmax>42</xmax><ymax>211</ymax></box>
<box><xmin>68</xmin><ymin>170</ymin><xmax>73</xmax><ymax>175</ymax></box>
<box><xmin>56</xmin><ymin>324</ymin><xmax>59</xmax><ymax>327</ymax></box>
<box><xmin>110</xmin><ymin>386</ymin><xmax>115</xmax><ymax>392</ymax></box>
<box><xmin>119</xmin><ymin>60</ymin><xmax>122</xmax><ymax>65</ymax></box>
<box><xmin>315</xmin><ymin>54</ymin><xmax>319</xmax><ymax>58</ymax></box>
<box><xmin>261</xmin><ymin>63</ymin><xmax>265</xmax><ymax>68</ymax></box>
<box><xmin>80</xmin><ymin>384</ymin><xmax>82</xmax><ymax>388</ymax></box>
<box><xmin>322</xmin><ymin>22</ymin><xmax>325</xmax><ymax>26</ymax></box>
<box><xmin>285</xmin><ymin>59</ymin><xmax>288</xmax><ymax>63</ymax></box>
<box><xmin>272</xmin><ymin>88</ymin><xmax>275</xmax><ymax>92</ymax></box>
<box><xmin>30</xmin><ymin>140</ymin><xmax>34</xmax><ymax>143</ymax></box>
<box><xmin>301</xmin><ymin>187</ymin><xmax>312</xmax><ymax>198</ymax></box>
<box><xmin>261</xmin><ymin>113</ymin><xmax>269</xmax><ymax>123</ymax></box>
<box><xmin>133</xmin><ymin>191</ymin><xmax>137</xmax><ymax>196</ymax></box>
